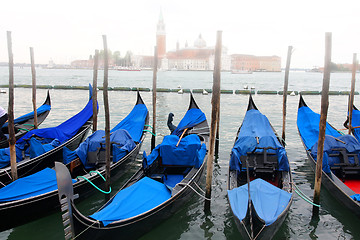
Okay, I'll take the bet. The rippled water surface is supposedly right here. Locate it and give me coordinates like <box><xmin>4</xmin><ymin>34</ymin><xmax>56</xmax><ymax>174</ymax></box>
<box><xmin>0</xmin><ymin>67</ymin><xmax>359</xmax><ymax>239</ymax></box>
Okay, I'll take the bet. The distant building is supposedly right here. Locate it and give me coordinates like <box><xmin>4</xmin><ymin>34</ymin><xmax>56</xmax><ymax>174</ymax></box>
<box><xmin>231</xmin><ymin>54</ymin><xmax>281</xmax><ymax>72</ymax></box>
<box><xmin>70</xmin><ymin>60</ymin><xmax>92</xmax><ymax>69</ymax></box>
<box><xmin>72</xmin><ymin>11</ymin><xmax>281</xmax><ymax>72</ymax></box>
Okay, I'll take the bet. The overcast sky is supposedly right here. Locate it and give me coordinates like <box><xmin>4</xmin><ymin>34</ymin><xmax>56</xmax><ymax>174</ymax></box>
<box><xmin>0</xmin><ymin>0</ymin><xmax>359</xmax><ymax>68</ymax></box>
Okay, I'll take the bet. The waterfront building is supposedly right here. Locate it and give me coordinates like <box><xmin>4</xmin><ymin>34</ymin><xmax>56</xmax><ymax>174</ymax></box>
<box><xmin>231</xmin><ymin>54</ymin><xmax>281</xmax><ymax>72</ymax></box>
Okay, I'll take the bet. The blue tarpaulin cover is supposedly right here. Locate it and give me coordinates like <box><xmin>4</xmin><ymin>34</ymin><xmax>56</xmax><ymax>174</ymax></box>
<box><xmin>351</xmin><ymin>194</ymin><xmax>360</xmax><ymax>201</ymax></box>
<box><xmin>229</xmin><ymin>109</ymin><xmax>289</xmax><ymax>172</ymax></box>
<box><xmin>62</xmin><ymin>99</ymin><xmax>148</xmax><ymax>168</ymax></box>
<box><xmin>29</xmin><ymin>138</ymin><xmax>61</xmax><ymax>159</ymax></box>
<box><xmin>0</xmin><ymin>146</ymin><xmax>23</xmax><ymax>168</ymax></box>
<box><xmin>0</xmin><ymin>168</ymin><xmax>76</xmax><ymax>202</ymax></box>
<box><xmin>2</xmin><ymin>104</ymin><xmax>51</xmax><ymax>128</ymax></box>
<box><xmin>310</xmin><ymin>135</ymin><xmax>360</xmax><ymax>173</ymax></box>
<box><xmin>0</xmin><ymin>86</ymin><xmax>95</xmax><ymax>169</ymax></box>
<box><xmin>351</xmin><ymin>108</ymin><xmax>360</xmax><ymax>141</ymax></box>
<box><xmin>90</xmin><ymin>176</ymin><xmax>171</xmax><ymax>226</ymax></box>
<box><xmin>172</xmin><ymin>108</ymin><xmax>206</xmax><ymax>137</ymax></box>
<box><xmin>163</xmin><ymin>175</ymin><xmax>184</xmax><ymax>189</ymax></box>
<box><xmin>297</xmin><ymin>105</ymin><xmax>341</xmax><ymax>150</ymax></box>
<box><xmin>71</xmin><ymin>129</ymin><xmax>136</xmax><ymax>169</ymax></box>
<box><xmin>143</xmin><ymin>134</ymin><xmax>206</xmax><ymax>168</ymax></box>
<box><xmin>227</xmin><ymin>178</ymin><xmax>292</xmax><ymax>226</ymax></box>
<box><xmin>110</xmin><ymin>103</ymin><xmax>148</xmax><ymax>143</ymax></box>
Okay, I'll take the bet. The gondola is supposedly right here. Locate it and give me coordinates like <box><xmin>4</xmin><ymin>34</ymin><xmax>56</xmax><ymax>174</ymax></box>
<box><xmin>55</xmin><ymin>94</ymin><xmax>209</xmax><ymax>240</ymax></box>
<box><xmin>0</xmin><ymin>84</ymin><xmax>95</xmax><ymax>186</ymax></box>
<box><xmin>297</xmin><ymin>95</ymin><xmax>360</xmax><ymax>218</ymax></box>
<box><xmin>0</xmin><ymin>92</ymin><xmax>149</xmax><ymax>231</ymax></box>
<box><xmin>227</xmin><ymin>95</ymin><xmax>293</xmax><ymax>240</ymax></box>
<box><xmin>0</xmin><ymin>91</ymin><xmax>51</xmax><ymax>149</ymax></box>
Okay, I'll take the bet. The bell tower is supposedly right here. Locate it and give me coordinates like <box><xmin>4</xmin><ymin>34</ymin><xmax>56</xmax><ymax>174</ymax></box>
<box><xmin>156</xmin><ymin>10</ymin><xmax>166</xmax><ymax>58</ymax></box>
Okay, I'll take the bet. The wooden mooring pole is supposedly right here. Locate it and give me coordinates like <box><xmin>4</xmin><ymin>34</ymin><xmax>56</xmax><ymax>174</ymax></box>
<box><xmin>103</xmin><ymin>35</ymin><xmax>111</xmax><ymax>199</ymax></box>
<box><xmin>205</xmin><ymin>31</ymin><xmax>222</xmax><ymax>211</ymax></box>
<box><xmin>151</xmin><ymin>46</ymin><xmax>158</xmax><ymax>151</ymax></box>
<box><xmin>348</xmin><ymin>53</ymin><xmax>357</xmax><ymax>135</ymax></box>
<box><xmin>215</xmin><ymin>106</ymin><xmax>220</xmax><ymax>156</ymax></box>
<box><xmin>313</xmin><ymin>32</ymin><xmax>332</xmax><ymax>217</ymax></box>
<box><xmin>7</xmin><ymin>31</ymin><xmax>17</xmax><ymax>181</ymax></box>
<box><xmin>30</xmin><ymin>47</ymin><xmax>38</xmax><ymax>129</ymax></box>
<box><xmin>92</xmin><ymin>49</ymin><xmax>99</xmax><ymax>133</ymax></box>
<box><xmin>282</xmin><ymin>46</ymin><xmax>293</xmax><ymax>143</ymax></box>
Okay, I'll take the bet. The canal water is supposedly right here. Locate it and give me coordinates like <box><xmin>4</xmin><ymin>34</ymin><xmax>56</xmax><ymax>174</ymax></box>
<box><xmin>0</xmin><ymin>67</ymin><xmax>359</xmax><ymax>239</ymax></box>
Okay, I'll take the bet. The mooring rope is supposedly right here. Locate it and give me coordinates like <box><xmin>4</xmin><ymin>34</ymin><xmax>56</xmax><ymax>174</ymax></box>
<box><xmin>143</xmin><ymin>129</ymin><xmax>156</xmax><ymax>137</ymax></box>
<box><xmin>18</xmin><ymin>128</ymin><xmax>30</xmax><ymax>132</ymax></box>
<box><xmin>76</xmin><ymin>171</ymin><xmax>111</xmax><ymax>194</ymax></box>
<box><xmin>73</xmin><ymin>220</ymin><xmax>100</xmax><ymax>239</ymax></box>
<box><xmin>177</xmin><ymin>182</ymin><xmax>211</xmax><ymax>201</ymax></box>
<box><xmin>291</xmin><ymin>182</ymin><xmax>320</xmax><ymax>208</ymax></box>
<box><xmin>144</xmin><ymin>124</ymin><xmax>154</xmax><ymax>130</ymax></box>
<box><xmin>253</xmin><ymin>224</ymin><xmax>266</xmax><ymax>240</ymax></box>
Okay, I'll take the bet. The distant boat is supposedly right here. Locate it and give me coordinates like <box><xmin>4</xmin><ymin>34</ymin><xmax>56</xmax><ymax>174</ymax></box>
<box><xmin>231</xmin><ymin>70</ymin><xmax>253</xmax><ymax>74</ymax></box>
<box><xmin>116</xmin><ymin>67</ymin><xmax>141</xmax><ymax>71</ymax></box>
<box><xmin>0</xmin><ymin>89</ymin><xmax>5</xmax><ymax>94</ymax></box>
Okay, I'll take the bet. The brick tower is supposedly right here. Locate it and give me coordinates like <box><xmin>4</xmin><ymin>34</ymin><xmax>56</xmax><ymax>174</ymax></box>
<box><xmin>156</xmin><ymin>10</ymin><xmax>166</xmax><ymax>58</ymax></box>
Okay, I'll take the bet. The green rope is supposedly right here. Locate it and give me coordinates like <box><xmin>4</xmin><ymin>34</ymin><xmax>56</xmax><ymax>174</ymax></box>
<box><xmin>77</xmin><ymin>171</ymin><xmax>111</xmax><ymax>194</ymax></box>
<box><xmin>143</xmin><ymin>129</ymin><xmax>156</xmax><ymax>137</ymax></box>
<box><xmin>18</xmin><ymin>128</ymin><xmax>30</xmax><ymax>132</ymax></box>
<box><xmin>145</xmin><ymin>125</ymin><xmax>154</xmax><ymax>130</ymax></box>
<box><xmin>292</xmin><ymin>183</ymin><xmax>320</xmax><ymax>208</ymax></box>
<box><xmin>22</xmin><ymin>124</ymin><xmax>35</xmax><ymax>127</ymax></box>
<box><xmin>337</xmin><ymin>130</ymin><xmax>345</xmax><ymax>136</ymax></box>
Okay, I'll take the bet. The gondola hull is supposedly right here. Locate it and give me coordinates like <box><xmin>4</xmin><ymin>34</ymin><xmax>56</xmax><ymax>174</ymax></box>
<box><xmin>304</xmin><ymin>148</ymin><xmax>360</xmax><ymax>218</ymax></box>
<box><xmin>0</xmin><ymin>91</ymin><xmax>51</xmax><ymax>149</ymax></box>
<box><xmin>70</xmin><ymin>160</ymin><xmax>205</xmax><ymax>240</ymax></box>
<box><xmin>0</xmin><ymin>121</ymin><xmax>91</xmax><ymax>186</ymax></box>
<box><xmin>55</xmin><ymin>94</ymin><xmax>209</xmax><ymax>240</ymax></box>
<box><xmin>227</xmin><ymin>95</ymin><xmax>293</xmax><ymax>239</ymax></box>
<box><xmin>0</xmin><ymin>136</ymin><xmax>144</xmax><ymax>232</ymax></box>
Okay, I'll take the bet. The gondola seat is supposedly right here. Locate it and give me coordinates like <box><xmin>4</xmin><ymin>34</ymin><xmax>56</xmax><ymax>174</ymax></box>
<box><xmin>240</xmin><ymin>148</ymin><xmax>278</xmax><ymax>176</ymax></box>
<box><xmin>329</xmin><ymin>147</ymin><xmax>360</xmax><ymax>177</ymax></box>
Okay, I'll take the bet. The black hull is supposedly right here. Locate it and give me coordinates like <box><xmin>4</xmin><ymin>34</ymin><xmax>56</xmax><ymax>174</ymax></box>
<box><xmin>0</xmin><ymin>121</ymin><xmax>92</xmax><ymax>186</ymax></box>
<box><xmin>227</xmin><ymin>95</ymin><xmax>293</xmax><ymax>239</ymax></box>
<box><xmin>0</xmin><ymin>136</ymin><xmax>144</xmax><ymax>231</ymax></box>
<box><xmin>0</xmin><ymin>91</ymin><xmax>51</xmax><ymax>149</ymax></box>
<box><xmin>231</xmin><ymin>210</ymin><xmax>287</xmax><ymax>240</ymax></box>
<box><xmin>297</xmin><ymin>96</ymin><xmax>360</xmax><ymax>218</ymax></box>
<box><xmin>304</xmin><ymin>149</ymin><xmax>360</xmax><ymax>218</ymax></box>
<box><xmin>71</xmin><ymin>160</ymin><xmax>206</xmax><ymax>240</ymax></box>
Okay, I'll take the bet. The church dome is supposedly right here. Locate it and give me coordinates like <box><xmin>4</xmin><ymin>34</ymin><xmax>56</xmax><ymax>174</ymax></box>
<box><xmin>194</xmin><ymin>34</ymin><xmax>206</xmax><ymax>48</ymax></box>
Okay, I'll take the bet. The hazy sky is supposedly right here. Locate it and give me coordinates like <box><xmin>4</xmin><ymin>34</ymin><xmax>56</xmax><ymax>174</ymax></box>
<box><xmin>0</xmin><ymin>0</ymin><xmax>359</xmax><ymax>68</ymax></box>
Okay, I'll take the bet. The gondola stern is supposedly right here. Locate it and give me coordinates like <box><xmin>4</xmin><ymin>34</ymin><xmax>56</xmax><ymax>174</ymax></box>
<box><xmin>247</xmin><ymin>94</ymin><xmax>258</xmax><ymax>111</ymax></box>
<box><xmin>136</xmin><ymin>91</ymin><xmax>145</xmax><ymax>105</ymax></box>
<box><xmin>188</xmin><ymin>93</ymin><xmax>200</xmax><ymax>110</ymax></box>
<box><xmin>44</xmin><ymin>90</ymin><xmax>51</xmax><ymax>106</ymax></box>
<box><xmin>298</xmin><ymin>94</ymin><xmax>307</xmax><ymax>109</ymax></box>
